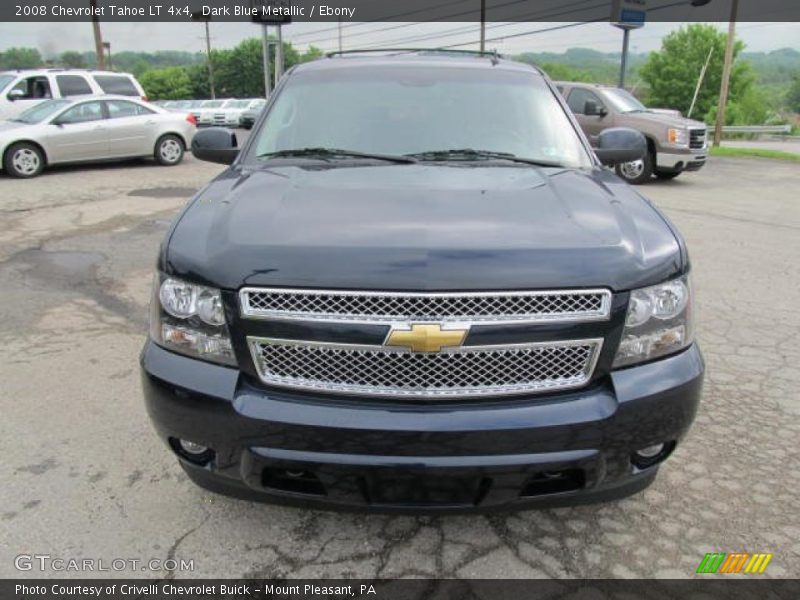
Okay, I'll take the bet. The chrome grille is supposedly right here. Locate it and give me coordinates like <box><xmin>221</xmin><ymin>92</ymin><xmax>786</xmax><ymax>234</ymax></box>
<box><xmin>240</xmin><ymin>288</ymin><xmax>611</xmax><ymax>324</ymax></box>
<box><xmin>689</xmin><ymin>128</ymin><xmax>707</xmax><ymax>149</ymax></box>
<box><xmin>248</xmin><ymin>338</ymin><xmax>603</xmax><ymax>398</ymax></box>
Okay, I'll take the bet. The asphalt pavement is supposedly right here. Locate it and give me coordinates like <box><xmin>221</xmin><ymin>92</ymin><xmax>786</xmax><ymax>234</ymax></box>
<box><xmin>1</xmin><ymin>152</ymin><xmax>798</xmax><ymax>579</ymax></box>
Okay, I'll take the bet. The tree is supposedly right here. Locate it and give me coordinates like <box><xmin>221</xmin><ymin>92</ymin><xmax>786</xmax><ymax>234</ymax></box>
<box><xmin>0</xmin><ymin>47</ymin><xmax>43</xmax><ymax>69</ymax></box>
<box><xmin>59</xmin><ymin>51</ymin><xmax>86</xmax><ymax>68</ymax></box>
<box><xmin>300</xmin><ymin>46</ymin><xmax>324</xmax><ymax>63</ymax></box>
<box><xmin>138</xmin><ymin>67</ymin><xmax>193</xmax><ymax>100</ymax></box>
<box><xmin>788</xmin><ymin>72</ymin><xmax>800</xmax><ymax>113</ymax></box>
<box><xmin>640</xmin><ymin>24</ymin><xmax>750</xmax><ymax>119</ymax></box>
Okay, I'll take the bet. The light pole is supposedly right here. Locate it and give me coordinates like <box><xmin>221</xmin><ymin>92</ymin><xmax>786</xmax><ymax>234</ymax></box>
<box><xmin>102</xmin><ymin>41</ymin><xmax>112</xmax><ymax>70</ymax></box>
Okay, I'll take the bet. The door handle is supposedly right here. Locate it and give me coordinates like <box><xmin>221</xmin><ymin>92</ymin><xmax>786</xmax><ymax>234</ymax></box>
<box><xmin>145</xmin><ymin>120</ymin><xmax>156</xmax><ymax>125</ymax></box>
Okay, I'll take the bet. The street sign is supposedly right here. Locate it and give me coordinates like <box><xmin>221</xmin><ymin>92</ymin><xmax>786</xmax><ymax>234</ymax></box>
<box><xmin>611</xmin><ymin>0</ymin><xmax>647</xmax><ymax>29</ymax></box>
<box><xmin>251</xmin><ymin>0</ymin><xmax>293</xmax><ymax>24</ymax></box>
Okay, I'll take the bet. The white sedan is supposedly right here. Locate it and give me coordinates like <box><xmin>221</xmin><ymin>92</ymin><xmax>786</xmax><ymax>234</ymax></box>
<box><xmin>0</xmin><ymin>95</ymin><xmax>197</xmax><ymax>178</ymax></box>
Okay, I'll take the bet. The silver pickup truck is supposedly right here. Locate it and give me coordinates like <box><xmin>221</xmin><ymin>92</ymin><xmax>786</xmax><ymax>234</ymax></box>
<box><xmin>556</xmin><ymin>81</ymin><xmax>708</xmax><ymax>184</ymax></box>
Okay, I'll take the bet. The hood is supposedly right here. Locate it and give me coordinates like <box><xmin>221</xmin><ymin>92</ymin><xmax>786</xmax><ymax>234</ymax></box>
<box><xmin>0</xmin><ymin>120</ymin><xmax>30</xmax><ymax>135</ymax></box>
<box><xmin>624</xmin><ymin>110</ymin><xmax>706</xmax><ymax>130</ymax></box>
<box><xmin>165</xmin><ymin>164</ymin><xmax>683</xmax><ymax>292</ymax></box>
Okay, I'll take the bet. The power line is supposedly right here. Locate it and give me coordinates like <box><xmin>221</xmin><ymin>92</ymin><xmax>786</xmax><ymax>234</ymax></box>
<box><xmin>287</xmin><ymin>0</ymin><xmax>467</xmax><ymax>40</ymax></box>
<box><xmin>362</xmin><ymin>1</ymin><xmax>607</xmax><ymax>50</ymax></box>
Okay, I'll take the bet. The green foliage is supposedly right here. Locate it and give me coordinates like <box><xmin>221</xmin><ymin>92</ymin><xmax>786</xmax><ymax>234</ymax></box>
<box><xmin>138</xmin><ymin>66</ymin><xmax>193</xmax><ymax>100</ymax></box>
<box><xmin>0</xmin><ymin>47</ymin><xmax>43</xmax><ymax>69</ymax></box>
<box><xmin>58</xmin><ymin>51</ymin><xmax>86</xmax><ymax>68</ymax></box>
<box><xmin>640</xmin><ymin>24</ymin><xmax>750</xmax><ymax>119</ymax></box>
<box><xmin>516</xmin><ymin>48</ymin><xmax>636</xmax><ymax>84</ymax></box>
<box><xmin>538</xmin><ymin>62</ymin><xmax>594</xmax><ymax>82</ymax></box>
<box><xmin>300</xmin><ymin>46</ymin><xmax>324</xmax><ymax>63</ymax></box>
<box><xmin>788</xmin><ymin>72</ymin><xmax>800</xmax><ymax>113</ymax></box>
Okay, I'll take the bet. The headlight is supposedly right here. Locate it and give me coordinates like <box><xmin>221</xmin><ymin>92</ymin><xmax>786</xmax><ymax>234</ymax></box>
<box><xmin>613</xmin><ymin>275</ymin><xmax>694</xmax><ymax>368</ymax></box>
<box><xmin>667</xmin><ymin>128</ymin><xmax>689</xmax><ymax>147</ymax></box>
<box><xmin>149</xmin><ymin>275</ymin><xmax>236</xmax><ymax>366</ymax></box>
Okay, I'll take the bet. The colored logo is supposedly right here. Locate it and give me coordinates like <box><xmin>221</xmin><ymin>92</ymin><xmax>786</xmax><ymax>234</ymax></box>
<box><xmin>385</xmin><ymin>323</ymin><xmax>468</xmax><ymax>353</ymax></box>
<box><xmin>696</xmin><ymin>553</ymin><xmax>773</xmax><ymax>574</ymax></box>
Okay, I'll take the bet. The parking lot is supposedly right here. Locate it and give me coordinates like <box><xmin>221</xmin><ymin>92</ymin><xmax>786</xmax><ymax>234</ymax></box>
<box><xmin>1</xmin><ymin>153</ymin><xmax>798</xmax><ymax>579</ymax></box>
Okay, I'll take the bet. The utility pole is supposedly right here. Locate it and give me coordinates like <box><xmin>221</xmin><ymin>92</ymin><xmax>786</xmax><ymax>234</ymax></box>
<box><xmin>261</xmin><ymin>24</ymin><xmax>271</xmax><ymax>97</ymax></box>
<box><xmin>479</xmin><ymin>0</ymin><xmax>486</xmax><ymax>52</ymax></box>
<box><xmin>713</xmin><ymin>0</ymin><xmax>739</xmax><ymax>147</ymax></box>
<box><xmin>192</xmin><ymin>13</ymin><xmax>216</xmax><ymax>99</ymax></box>
<box><xmin>338</xmin><ymin>18</ymin><xmax>343</xmax><ymax>53</ymax></box>
<box><xmin>90</xmin><ymin>0</ymin><xmax>105</xmax><ymax>70</ymax></box>
<box><xmin>204</xmin><ymin>21</ymin><xmax>216</xmax><ymax>99</ymax></box>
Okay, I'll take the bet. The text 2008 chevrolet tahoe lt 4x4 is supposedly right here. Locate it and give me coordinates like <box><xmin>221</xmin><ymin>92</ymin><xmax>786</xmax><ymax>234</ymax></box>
<box><xmin>141</xmin><ymin>52</ymin><xmax>703</xmax><ymax>513</ymax></box>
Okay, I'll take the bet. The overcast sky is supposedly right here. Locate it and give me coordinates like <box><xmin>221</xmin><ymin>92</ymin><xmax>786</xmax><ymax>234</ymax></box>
<box><xmin>0</xmin><ymin>21</ymin><xmax>798</xmax><ymax>58</ymax></box>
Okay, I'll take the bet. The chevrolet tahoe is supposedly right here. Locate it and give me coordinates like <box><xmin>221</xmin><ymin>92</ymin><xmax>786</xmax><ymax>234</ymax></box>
<box><xmin>140</xmin><ymin>51</ymin><xmax>704</xmax><ymax>512</ymax></box>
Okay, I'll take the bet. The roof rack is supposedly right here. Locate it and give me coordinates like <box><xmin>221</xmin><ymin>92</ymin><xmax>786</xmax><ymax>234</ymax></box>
<box><xmin>325</xmin><ymin>48</ymin><xmax>504</xmax><ymax>63</ymax></box>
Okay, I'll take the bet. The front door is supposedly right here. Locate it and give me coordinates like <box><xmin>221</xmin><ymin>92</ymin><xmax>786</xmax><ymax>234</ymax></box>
<box><xmin>45</xmin><ymin>101</ymin><xmax>109</xmax><ymax>163</ymax></box>
<box><xmin>566</xmin><ymin>87</ymin><xmax>612</xmax><ymax>142</ymax></box>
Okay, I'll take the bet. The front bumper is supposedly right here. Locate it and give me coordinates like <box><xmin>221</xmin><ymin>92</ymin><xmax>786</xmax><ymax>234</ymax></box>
<box><xmin>656</xmin><ymin>150</ymin><xmax>708</xmax><ymax>172</ymax></box>
<box><xmin>140</xmin><ymin>341</ymin><xmax>703</xmax><ymax>513</ymax></box>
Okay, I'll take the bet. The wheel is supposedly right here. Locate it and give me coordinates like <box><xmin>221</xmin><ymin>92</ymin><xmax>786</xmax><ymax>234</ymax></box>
<box><xmin>3</xmin><ymin>142</ymin><xmax>45</xmax><ymax>178</ymax></box>
<box><xmin>615</xmin><ymin>149</ymin><xmax>654</xmax><ymax>185</ymax></box>
<box><xmin>154</xmin><ymin>134</ymin><xmax>184</xmax><ymax>166</ymax></box>
<box><xmin>654</xmin><ymin>170</ymin><xmax>681</xmax><ymax>180</ymax></box>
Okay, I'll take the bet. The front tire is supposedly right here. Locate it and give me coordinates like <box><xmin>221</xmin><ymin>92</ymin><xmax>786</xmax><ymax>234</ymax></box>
<box><xmin>4</xmin><ymin>142</ymin><xmax>45</xmax><ymax>178</ymax></box>
<box><xmin>615</xmin><ymin>149</ymin><xmax>653</xmax><ymax>185</ymax></box>
<box><xmin>154</xmin><ymin>134</ymin><xmax>184</xmax><ymax>166</ymax></box>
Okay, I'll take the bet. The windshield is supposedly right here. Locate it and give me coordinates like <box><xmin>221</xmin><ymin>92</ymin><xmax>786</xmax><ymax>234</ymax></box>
<box><xmin>603</xmin><ymin>88</ymin><xmax>647</xmax><ymax>113</ymax></box>
<box><xmin>225</xmin><ymin>100</ymin><xmax>250</xmax><ymax>108</ymax></box>
<box><xmin>0</xmin><ymin>74</ymin><xmax>15</xmax><ymax>93</ymax></box>
<box><xmin>202</xmin><ymin>100</ymin><xmax>224</xmax><ymax>108</ymax></box>
<box><xmin>12</xmin><ymin>99</ymin><xmax>72</xmax><ymax>124</ymax></box>
<box><xmin>248</xmin><ymin>66</ymin><xmax>592</xmax><ymax>168</ymax></box>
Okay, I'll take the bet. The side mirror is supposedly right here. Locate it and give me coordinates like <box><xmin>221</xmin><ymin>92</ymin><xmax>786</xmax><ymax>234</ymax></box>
<box><xmin>584</xmin><ymin>100</ymin><xmax>607</xmax><ymax>117</ymax></box>
<box><xmin>7</xmin><ymin>89</ymin><xmax>24</xmax><ymax>102</ymax></box>
<box><xmin>191</xmin><ymin>128</ymin><xmax>239</xmax><ymax>165</ymax></box>
<box><xmin>594</xmin><ymin>127</ymin><xmax>647</xmax><ymax>166</ymax></box>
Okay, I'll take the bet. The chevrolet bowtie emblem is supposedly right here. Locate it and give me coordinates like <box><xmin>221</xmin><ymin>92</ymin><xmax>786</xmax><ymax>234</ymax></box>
<box><xmin>385</xmin><ymin>323</ymin><xmax>468</xmax><ymax>353</ymax></box>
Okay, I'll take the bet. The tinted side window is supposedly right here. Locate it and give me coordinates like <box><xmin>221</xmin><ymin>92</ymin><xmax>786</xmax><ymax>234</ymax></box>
<box><xmin>56</xmin><ymin>75</ymin><xmax>93</xmax><ymax>97</ymax></box>
<box><xmin>57</xmin><ymin>101</ymin><xmax>105</xmax><ymax>124</ymax></box>
<box><xmin>106</xmin><ymin>100</ymin><xmax>154</xmax><ymax>118</ymax></box>
<box><xmin>93</xmin><ymin>75</ymin><xmax>139</xmax><ymax>96</ymax></box>
<box><xmin>10</xmin><ymin>76</ymin><xmax>52</xmax><ymax>99</ymax></box>
<box><xmin>567</xmin><ymin>88</ymin><xmax>602</xmax><ymax>115</ymax></box>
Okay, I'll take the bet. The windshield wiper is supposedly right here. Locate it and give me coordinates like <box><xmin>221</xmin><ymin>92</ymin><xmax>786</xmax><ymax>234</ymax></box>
<box><xmin>406</xmin><ymin>149</ymin><xmax>563</xmax><ymax>168</ymax></box>
<box><xmin>257</xmin><ymin>147</ymin><xmax>417</xmax><ymax>164</ymax></box>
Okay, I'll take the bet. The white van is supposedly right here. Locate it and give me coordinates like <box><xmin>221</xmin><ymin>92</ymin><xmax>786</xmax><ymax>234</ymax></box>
<box><xmin>0</xmin><ymin>69</ymin><xmax>147</xmax><ymax>121</ymax></box>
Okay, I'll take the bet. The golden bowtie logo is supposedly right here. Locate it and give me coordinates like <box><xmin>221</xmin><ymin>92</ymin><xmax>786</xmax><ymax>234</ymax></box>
<box><xmin>385</xmin><ymin>323</ymin><xmax>468</xmax><ymax>353</ymax></box>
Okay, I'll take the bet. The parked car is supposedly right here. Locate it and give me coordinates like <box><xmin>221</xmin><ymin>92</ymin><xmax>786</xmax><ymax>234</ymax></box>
<box><xmin>191</xmin><ymin>99</ymin><xmax>232</xmax><ymax>127</ymax></box>
<box><xmin>142</xmin><ymin>52</ymin><xmax>703</xmax><ymax>512</ymax></box>
<box><xmin>0</xmin><ymin>69</ymin><xmax>147</xmax><ymax>121</ymax></box>
<box><xmin>239</xmin><ymin>99</ymin><xmax>267</xmax><ymax>129</ymax></box>
<box><xmin>556</xmin><ymin>81</ymin><xmax>708</xmax><ymax>184</ymax></box>
<box><xmin>0</xmin><ymin>96</ymin><xmax>195</xmax><ymax>177</ymax></box>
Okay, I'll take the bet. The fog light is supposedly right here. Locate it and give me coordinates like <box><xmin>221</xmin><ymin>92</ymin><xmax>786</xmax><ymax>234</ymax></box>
<box><xmin>179</xmin><ymin>439</ymin><xmax>209</xmax><ymax>455</ymax></box>
<box><xmin>636</xmin><ymin>443</ymin><xmax>665</xmax><ymax>459</ymax></box>
<box><xmin>631</xmin><ymin>441</ymin><xmax>674</xmax><ymax>469</ymax></box>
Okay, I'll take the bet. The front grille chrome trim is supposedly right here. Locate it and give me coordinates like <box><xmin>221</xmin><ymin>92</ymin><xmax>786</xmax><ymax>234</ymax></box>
<box><xmin>240</xmin><ymin>287</ymin><xmax>612</xmax><ymax>325</ymax></box>
<box><xmin>247</xmin><ymin>336</ymin><xmax>603</xmax><ymax>398</ymax></box>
